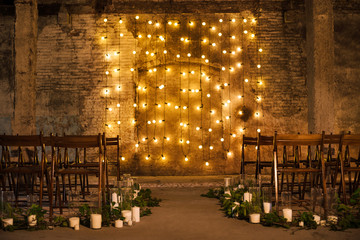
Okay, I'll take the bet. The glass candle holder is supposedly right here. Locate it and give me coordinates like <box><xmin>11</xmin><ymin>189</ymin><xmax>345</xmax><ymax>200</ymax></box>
<box><xmin>281</xmin><ymin>191</ymin><xmax>292</xmax><ymax>222</ymax></box>
<box><xmin>262</xmin><ymin>187</ymin><xmax>272</xmax><ymax>213</ymax></box>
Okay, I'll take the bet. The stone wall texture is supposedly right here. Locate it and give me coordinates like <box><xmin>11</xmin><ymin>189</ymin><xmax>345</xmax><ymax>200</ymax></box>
<box><xmin>0</xmin><ymin>0</ymin><xmax>359</xmax><ymax>175</ymax></box>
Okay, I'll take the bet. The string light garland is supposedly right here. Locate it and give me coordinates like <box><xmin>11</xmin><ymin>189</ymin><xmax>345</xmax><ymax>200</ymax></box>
<box><xmin>100</xmin><ymin>14</ymin><xmax>263</xmax><ymax>171</ymax></box>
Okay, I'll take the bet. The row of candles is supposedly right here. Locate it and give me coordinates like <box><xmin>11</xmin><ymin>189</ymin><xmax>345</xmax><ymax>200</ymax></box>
<box><xmin>223</xmin><ymin>175</ymin><xmax>339</xmax><ymax>225</ymax></box>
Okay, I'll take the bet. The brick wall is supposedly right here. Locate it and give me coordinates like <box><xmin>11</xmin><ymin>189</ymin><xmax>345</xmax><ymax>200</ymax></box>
<box><xmin>0</xmin><ymin>0</ymin><xmax>359</xmax><ymax>175</ymax></box>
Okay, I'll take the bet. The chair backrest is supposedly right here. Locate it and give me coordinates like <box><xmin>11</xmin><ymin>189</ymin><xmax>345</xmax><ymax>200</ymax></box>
<box><xmin>51</xmin><ymin>134</ymin><xmax>102</xmax><ymax>149</ymax></box>
<box><xmin>342</xmin><ymin>134</ymin><xmax>360</xmax><ymax>145</ymax></box>
<box><xmin>243</xmin><ymin>135</ymin><xmax>257</xmax><ymax>146</ymax></box>
<box><xmin>274</xmin><ymin>133</ymin><xmax>322</xmax><ymax>147</ymax></box>
<box><xmin>0</xmin><ymin>134</ymin><xmax>43</xmax><ymax>147</ymax></box>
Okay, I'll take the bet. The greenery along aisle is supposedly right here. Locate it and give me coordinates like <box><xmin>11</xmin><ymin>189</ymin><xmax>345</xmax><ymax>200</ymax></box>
<box><xmin>201</xmin><ymin>186</ymin><xmax>360</xmax><ymax>231</ymax></box>
<box><xmin>0</xmin><ymin>188</ymin><xmax>161</xmax><ymax>232</ymax></box>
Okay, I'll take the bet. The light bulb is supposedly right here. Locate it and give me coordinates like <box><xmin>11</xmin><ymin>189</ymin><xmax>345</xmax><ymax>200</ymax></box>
<box><xmin>237</xmin><ymin>63</ymin><xmax>242</xmax><ymax>67</ymax></box>
<box><xmin>259</xmin><ymin>48</ymin><xmax>263</xmax><ymax>52</ymax></box>
<box><xmin>133</xmin><ymin>51</ymin><xmax>136</xmax><ymax>54</ymax></box>
<box><xmin>202</xmin><ymin>22</ymin><xmax>206</xmax><ymax>26</ymax></box>
<box><xmin>151</xmin><ymin>53</ymin><xmax>155</xmax><ymax>56</ymax></box>
<box><xmin>135</xmin><ymin>143</ymin><xmax>139</xmax><ymax>148</ymax></box>
<box><xmin>251</xmin><ymin>34</ymin><xmax>255</xmax><ymax>38</ymax></box>
<box><xmin>227</xmin><ymin>151</ymin><xmax>232</xmax><ymax>156</ymax></box>
<box><xmin>183</xmin><ymin>106</ymin><xmax>187</xmax><ymax>109</ymax></box>
<box><xmin>257</xmin><ymin>64</ymin><xmax>261</xmax><ymax>68</ymax></box>
<box><xmin>210</xmin><ymin>110</ymin><xmax>215</xmax><ymax>114</ymax></box>
<box><xmin>212</xmin><ymin>43</ymin><xmax>216</xmax><ymax>47</ymax></box>
<box><xmin>199</xmin><ymin>145</ymin><xmax>203</xmax><ymax>149</ymax></box>
<box><xmin>117</xmin><ymin>103</ymin><xmax>120</xmax><ymax>107</ymax></box>
<box><xmin>257</xmin><ymin>128</ymin><xmax>261</xmax><ymax>133</ymax></box>
<box><xmin>108</xmin><ymin>107</ymin><xmax>112</xmax><ymax>111</ymax></box>
<box><xmin>196</xmin><ymin>127</ymin><xmax>201</xmax><ymax>131</ymax></box>
<box><xmin>210</xmin><ymin>146</ymin><xmax>213</xmax><ymax>150</ymax></box>
<box><xmin>175</xmin><ymin>105</ymin><xmax>179</xmax><ymax>109</ymax></box>
<box><xmin>219</xmin><ymin>19</ymin><xmax>223</xmax><ymax>22</ymax></box>
<box><xmin>255</xmin><ymin>112</ymin><xmax>260</xmax><ymax>117</ymax></box>
<box><xmin>205</xmin><ymin>161</ymin><xmax>209</xmax><ymax>166</ymax></box>
<box><xmin>243</xmin><ymin>19</ymin><xmax>247</xmax><ymax>23</ymax></box>
<box><xmin>142</xmin><ymin>138</ymin><xmax>147</xmax><ymax>142</ymax></box>
<box><xmin>155</xmin><ymin>22</ymin><xmax>160</xmax><ymax>27</ymax></box>
<box><xmin>148</xmin><ymin>20</ymin><xmax>152</xmax><ymax>24</ymax></box>
<box><xmin>135</xmin><ymin>16</ymin><xmax>139</xmax><ymax>20</ymax></box>
<box><xmin>189</xmin><ymin>21</ymin><xmax>193</xmax><ymax>26</ymax></box>
<box><xmin>180</xmin><ymin>139</ymin><xmax>183</xmax><ymax>143</ymax></box>
<box><xmin>222</xmin><ymin>67</ymin><xmax>226</xmax><ymax>71</ymax></box>
<box><xmin>166</xmin><ymin>102</ymin><xmax>171</xmax><ymax>106</ymax></box>
<box><xmin>168</xmin><ymin>21</ymin><xmax>172</xmax><ymax>25</ymax></box>
<box><xmin>191</xmin><ymin>71</ymin><xmax>195</xmax><ymax>74</ymax></box>
<box><xmin>245</xmin><ymin>79</ymin><xmax>249</xmax><ymax>83</ymax></box>
<box><xmin>186</xmin><ymin>140</ymin><xmax>190</xmax><ymax>144</ymax></box>
<box><xmin>207</xmin><ymin>93</ymin><xmax>211</xmax><ymax>98</ymax></box>
<box><xmin>133</xmin><ymin>103</ymin><xmax>137</xmax><ymax>107</ymax></box>
<box><xmin>104</xmin><ymin>89</ymin><xmax>109</xmax><ymax>94</ymax></box>
<box><xmin>205</xmin><ymin>59</ymin><xmax>209</xmax><ymax>63</ymax></box>
<box><xmin>162</xmin><ymin>155</ymin><xmax>165</xmax><ymax>160</ymax></box>
<box><xmin>121</xmin><ymin>157</ymin><xmax>125</xmax><ymax>161</ymax></box>
<box><xmin>218</xmin><ymin>32</ymin><xmax>222</xmax><ymax>37</ymax></box>
<box><xmin>232</xmin><ymin>18</ymin><xmax>236</xmax><ymax>22</ymax></box>
<box><xmin>221</xmin><ymin>138</ymin><xmax>224</xmax><ymax>142</ymax></box>
<box><xmin>138</xmin><ymin>34</ymin><xmax>142</xmax><ymax>38</ymax></box>
<box><xmin>145</xmin><ymin>155</ymin><xmax>149</xmax><ymax>160</ymax></box>
<box><xmin>147</xmin><ymin>34</ymin><xmax>151</xmax><ymax>38</ymax></box>
<box><xmin>239</xmin><ymin>111</ymin><xmax>243</xmax><ymax>115</ymax></box>
<box><xmin>107</xmin><ymin>124</ymin><xmax>112</xmax><ymax>128</ymax></box>
<box><xmin>164</xmin><ymin>50</ymin><xmax>167</xmax><ymax>54</ymax></box>
<box><xmin>244</xmin><ymin>30</ymin><xmax>248</xmax><ymax>34</ymax></box>
<box><xmin>211</xmin><ymin>26</ymin><xmax>216</xmax><ymax>30</ymax></box>
<box><xmin>185</xmin><ymin>156</ymin><xmax>188</xmax><ymax>161</ymax></box>
<box><xmin>208</xmin><ymin>128</ymin><xmax>212</xmax><ymax>132</ymax></box>
<box><xmin>216</xmin><ymin>120</ymin><xmax>220</xmax><ymax>124</ymax></box>
<box><xmin>232</xmin><ymin>134</ymin><xmax>236</xmax><ymax>137</ymax></box>
<box><xmin>105</xmin><ymin>71</ymin><xmax>109</xmax><ymax>75</ymax></box>
<box><xmin>166</xmin><ymin>137</ymin><xmax>170</xmax><ymax>141</ymax></box>
<box><xmin>223</xmin><ymin>50</ymin><xmax>227</xmax><ymax>54</ymax></box>
<box><xmin>252</xmin><ymin>19</ymin><xmax>256</xmax><ymax>23</ymax></box>
<box><xmin>154</xmin><ymin>138</ymin><xmax>158</xmax><ymax>143</ymax></box>
<box><xmin>225</xmin><ymin>116</ymin><xmax>230</xmax><ymax>120</ymax></box>
<box><xmin>177</xmin><ymin>54</ymin><xmax>180</xmax><ymax>58</ymax></box>
<box><xmin>146</xmin><ymin>51</ymin><xmax>149</xmax><ymax>55</ymax></box>
<box><xmin>119</xmin><ymin>19</ymin><xmax>123</xmax><ymax>24</ymax></box>
<box><xmin>147</xmin><ymin>121</ymin><xmax>151</xmax><ymax>124</ymax></box>
<box><xmin>152</xmin><ymin>120</ymin><xmax>156</xmax><ymax>123</ymax></box>
<box><xmin>101</xmin><ymin>36</ymin><xmax>107</xmax><ymax>40</ymax></box>
<box><xmin>187</xmin><ymin>53</ymin><xmax>191</xmax><ymax>57</ymax></box>
<box><xmin>257</xmin><ymin>96</ymin><xmax>261</xmax><ymax>102</ymax></box>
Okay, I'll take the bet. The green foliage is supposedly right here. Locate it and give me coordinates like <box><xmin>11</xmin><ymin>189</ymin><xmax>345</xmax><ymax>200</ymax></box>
<box><xmin>296</xmin><ymin>212</ymin><xmax>317</xmax><ymax>229</ymax></box>
<box><xmin>140</xmin><ymin>208</ymin><xmax>152</xmax><ymax>217</ymax></box>
<box><xmin>53</xmin><ymin>216</ymin><xmax>68</xmax><ymax>227</ymax></box>
<box><xmin>133</xmin><ymin>189</ymin><xmax>161</xmax><ymax>207</ymax></box>
<box><xmin>201</xmin><ymin>188</ymin><xmax>224</xmax><ymax>199</ymax></box>
<box><xmin>78</xmin><ymin>204</ymin><xmax>91</xmax><ymax>227</ymax></box>
<box><xmin>27</xmin><ymin>204</ymin><xmax>47</xmax><ymax>230</ymax></box>
<box><xmin>261</xmin><ymin>212</ymin><xmax>290</xmax><ymax>229</ymax></box>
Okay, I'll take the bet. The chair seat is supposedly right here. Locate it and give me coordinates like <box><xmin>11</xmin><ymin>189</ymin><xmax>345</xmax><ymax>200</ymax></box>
<box><xmin>1</xmin><ymin>166</ymin><xmax>42</xmax><ymax>174</ymax></box>
<box><xmin>277</xmin><ymin>168</ymin><xmax>321</xmax><ymax>173</ymax></box>
<box><xmin>56</xmin><ymin>168</ymin><xmax>99</xmax><ymax>175</ymax></box>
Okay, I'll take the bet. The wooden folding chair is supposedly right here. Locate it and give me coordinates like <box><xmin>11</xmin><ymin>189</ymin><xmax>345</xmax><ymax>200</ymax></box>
<box><xmin>273</xmin><ymin>132</ymin><xmax>324</xmax><ymax>209</ymax></box>
<box><xmin>256</xmin><ymin>133</ymin><xmax>274</xmax><ymax>183</ymax></box>
<box><xmin>49</xmin><ymin>134</ymin><xmax>104</xmax><ymax>218</ymax></box>
<box><xmin>0</xmin><ymin>133</ymin><xmax>49</xmax><ymax>207</ymax></box>
<box><xmin>241</xmin><ymin>135</ymin><xmax>257</xmax><ymax>175</ymax></box>
<box><xmin>338</xmin><ymin>134</ymin><xmax>360</xmax><ymax>204</ymax></box>
<box><xmin>102</xmin><ymin>133</ymin><xmax>121</xmax><ymax>185</ymax></box>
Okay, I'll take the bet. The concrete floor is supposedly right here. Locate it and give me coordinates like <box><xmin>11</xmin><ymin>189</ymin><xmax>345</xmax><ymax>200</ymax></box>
<box><xmin>1</xmin><ymin>187</ymin><xmax>360</xmax><ymax>240</ymax></box>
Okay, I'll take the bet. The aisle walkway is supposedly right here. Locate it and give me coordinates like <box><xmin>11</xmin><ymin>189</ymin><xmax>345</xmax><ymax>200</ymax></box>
<box><xmin>2</xmin><ymin>188</ymin><xmax>360</xmax><ymax>240</ymax></box>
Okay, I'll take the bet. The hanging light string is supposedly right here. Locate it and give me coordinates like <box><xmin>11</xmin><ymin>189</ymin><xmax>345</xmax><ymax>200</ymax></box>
<box><xmin>118</xmin><ymin>16</ymin><xmax>124</xmax><ymax>161</ymax></box>
<box><xmin>219</xmin><ymin>16</ymin><xmax>227</xmax><ymax>153</ymax></box>
<box><xmin>207</xmin><ymin>18</ymin><xmax>213</xmax><ymax>163</ymax></box>
<box><xmin>226</xmin><ymin>17</ymin><xmax>233</xmax><ymax>155</ymax></box>
<box><xmin>162</xmin><ymin>17</ymin><xmax>168</xmax><ymax>160</ymax></box>
<box><xmin>186</xmin><ymin>18</ymin><xmax>191</xmax><ymax>159</ymax></box>
<box><xmin>104</xmin><ymin>17</ymin><xmax>109</xmax><ymax>131</ymax></box>
<box><xmin>145</xmin><ymin>18</ymin><xmax>150</xmax><ymax>157</ymax></box>
<box><xmin>256</xmin><ymin>11</ymin><xmax>263</xmax><ymax>134</ymax></box>
<box><xmin>198</xmin><ymin>18</ymin><xmax>205</xmax><ymax>163</ymax></box>
<box><xmin>241</xmin><ymin>17</ymin><xmax>246</xmax><ymax>134</ymax></box>
<box><xmin>134</xmin><ymin>16</ymin><xmax>140</xmax><ymax>149</ymax></box>
<box><xmin>179</xmin><ymin>15</ymin><xmax>184</xmax><ymax>155</ymax></box>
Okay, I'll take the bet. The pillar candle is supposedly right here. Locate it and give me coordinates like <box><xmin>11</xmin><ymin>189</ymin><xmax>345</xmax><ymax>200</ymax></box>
<box><xmin>243</xmin><ymin>192</ymin><xmax>252</xmax><ymax>202</ymax></box>
<box><xmin>313</xmin><ymin>214</ymin><xmax>321</xmax><ymax>225</ymax></box>
<box><xmin>2</xmin><ymin>218</ymin><xmax>13</xmax><ymax>227</ymax></box>
<box><xmin>224</xmin><ymin>178</ymin><xmax>231</xmax><ymax>187</ymax></box>
<box><xmin>263</xmin><ymin>202</ymin><xmax>272</xmax><ymax>213</ymax></box>
<box><xmin>127</xmin><ymin>220</ymin><xmax>133</xmax><ymax>226</ymax></box>
<box><xmin>69</xmin><ymin>217</ymin><xmax>80</xmax><ymax>228</ymax></box>
<box><xmin>121</xmin><ymin>210</ymin><xmax>132</xmax><ymax>223</ymax></box>
<box><xmin>249</xmin><ymin>213</ymin><xmax>260</xmax><ymax>223</ymax></box>
<box><xmin>132</xmin><ymin>206</ymin><xmax>140</xmax><ymax>222</ymax></box>
<box><xmin>112</xmin><ymin>192</ymin><xmax>118</xmax><ymax>204</ymax></box>
<box><xmin>90</xmin><ymin>214</ymin><xmax>102</xmax><ymax>229</ymax></box>
<box><xmin>115</xmin><ymin>219</ymin><xmax>123</xmax><ymax>228</ymax></box>
<box><xmin>28</xmin><ymin>215</ymin><xmax>37</xmax><ymax>227</ymax></box>
<box><xmin>282</xmin><ymin>208</ymin><xmax>292</xmax><ymax>222</ymax></box>
<box><xmin>327</xmin><ymin>215</ymin><xmax>338</xmax><ymax>224</ymax></box>
<box><xmin>74</xmin><ymin>224</ymin><xmax>80</xmax><ymax>230</ymax></box>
